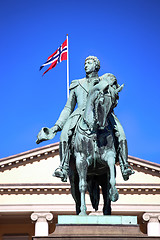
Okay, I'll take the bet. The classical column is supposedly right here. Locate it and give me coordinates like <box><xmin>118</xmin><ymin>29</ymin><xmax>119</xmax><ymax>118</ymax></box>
<box><xmin>31</xmin><ymin>212</ymin><xmax>53</xmax><ymax>236</ymax></box>
<box><xmin>143</xmin><ymin>212</ymin><xmax>160</xmax><ymax>236</ymax></box>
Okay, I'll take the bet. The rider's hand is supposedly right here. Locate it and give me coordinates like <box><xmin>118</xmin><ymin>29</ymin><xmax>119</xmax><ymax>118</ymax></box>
<box><xmin>36</xmin><ymin>126</ymin><xmax>60</xmax><ymax>144</ymax></box>
<box><xmin>51</xmin><ymin>125</ymin><xmax>60</xmax><ymax>134</ymax></box>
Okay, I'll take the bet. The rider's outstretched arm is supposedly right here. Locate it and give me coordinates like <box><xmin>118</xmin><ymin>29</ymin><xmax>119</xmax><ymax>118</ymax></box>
<box><xmin>53</xmin><ymin>88</ymin><xmax>77</xmax><ymax>130</ymax></box>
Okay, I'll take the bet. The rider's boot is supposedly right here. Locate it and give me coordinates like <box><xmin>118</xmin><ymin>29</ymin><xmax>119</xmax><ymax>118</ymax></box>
<box><xmin>53</xmin><ymin>141</ymin><xmax>69</xmax><ymax>182</ymax></box>
<box><xmin>122</xmin><ymin>164</ymin><xmax>135</xmax><ymax>181</ymax></box>
<box><xmin>119</xmin><ymin>140</ymin><xmax>135</xmax><ymax>181</ymax></box>
<box><xmin>54</xmin><ymin>167</ymin><xmax>68</xmax><ymax>182</ymax></box>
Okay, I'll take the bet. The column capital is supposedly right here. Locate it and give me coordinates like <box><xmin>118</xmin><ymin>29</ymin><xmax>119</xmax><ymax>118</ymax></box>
<box><xmin>31</xmin><ymin>212</ymin><xmax>53</xmax><ymax>222</ymax></box>
<box><xmin>143</xmin><ymin>212</ymin><xmax>160</xmax><ymax>223</ymax></box>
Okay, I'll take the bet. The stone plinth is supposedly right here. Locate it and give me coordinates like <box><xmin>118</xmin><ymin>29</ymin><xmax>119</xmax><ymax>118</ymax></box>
<box><xmin>32</xmin><ymin>224</ymin><xmax>159</xmax><ymax>240</ymax></box>
<box><xmin>32</xmin><ymin>215</ymin><xmax>158</xmax><ymax>240</ymax></box>
<box><xmin>58</xmin><ymin>215</ymin><xmax>137</xmax><ymax>225</ymax></box>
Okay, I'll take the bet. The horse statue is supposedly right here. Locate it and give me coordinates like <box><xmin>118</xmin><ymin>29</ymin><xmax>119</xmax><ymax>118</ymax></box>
<box><xmin>36</xmin><ymin>74</ymin><xmax>134</xmax><ymax>216</ymax></box>
<box><xmin>68</xmin><ymin>77</ymin><xmax>125</xmax><ymax>215</ymax></box>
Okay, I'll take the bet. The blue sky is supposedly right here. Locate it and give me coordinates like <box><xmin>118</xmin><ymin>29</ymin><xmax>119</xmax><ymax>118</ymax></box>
<box><xmin>0</xmin><ymin>0</ymin><xmax>160</xmax><ymax>164</ymax></box>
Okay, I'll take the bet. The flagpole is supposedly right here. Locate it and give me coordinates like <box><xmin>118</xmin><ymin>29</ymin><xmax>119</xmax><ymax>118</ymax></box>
<box><xmin>66</xmin><ymin>34</ymin><xmax>69</xmax><ymax>99</ymax></box>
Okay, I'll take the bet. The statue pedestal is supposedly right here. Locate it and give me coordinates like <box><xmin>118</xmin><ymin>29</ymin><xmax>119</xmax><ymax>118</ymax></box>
<box><xmin>58</xmin><ymin>215</ymin><xmax>137</xmax><ymax>224</ymax></box>
<box><xmin>32</xmin><ymin>215</ymin><xmax>159</xmax><ymax>240</ymax></box>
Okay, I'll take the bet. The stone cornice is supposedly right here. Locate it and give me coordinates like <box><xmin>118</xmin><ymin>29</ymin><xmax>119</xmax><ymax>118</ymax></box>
<box><xmin>0</xmin><ymin>203</ymin><xmax>160</xmax><ymax>214</ymax></box>
<box><xmin>128</xmin><ymin>155</ymin><xmax>160</xmax><ymax>177</ymax></box>
<box><xmin>0</xmin><ymin>183</ymin><xmax>159</xmax><ymax>195</ymax></box>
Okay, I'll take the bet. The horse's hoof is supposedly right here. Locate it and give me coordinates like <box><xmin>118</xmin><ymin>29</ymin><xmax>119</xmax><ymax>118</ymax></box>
<box><xmin>109</xmin><ymin>186</ymin><xmax>119</xmax><ymax>202</ymax></box>
<box><xmin>79</xmin><ymin>212</ymin><xmax>87</xmax><ymax>216</ymax></box>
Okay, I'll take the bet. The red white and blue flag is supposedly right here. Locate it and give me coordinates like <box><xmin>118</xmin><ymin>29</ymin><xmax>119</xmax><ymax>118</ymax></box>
<box><xmin>40</xmin><ymin>39</ymin><xmax>67</xmax><ymax>76</ymax></box>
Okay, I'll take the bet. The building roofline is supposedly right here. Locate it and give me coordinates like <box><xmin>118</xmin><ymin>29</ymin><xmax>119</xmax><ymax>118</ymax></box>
<box><xmin>128</xmin><ymin>155</ymin><xmax>160</xmax><ymax>169</ymax></box>
<box><xmin>0</xmin><ymin>142</ymin><xmax>59</xmax><ymax>163</ymax></box>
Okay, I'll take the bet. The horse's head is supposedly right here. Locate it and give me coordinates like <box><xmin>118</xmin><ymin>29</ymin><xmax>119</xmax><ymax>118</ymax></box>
<box><xmin>95</xmin><ymin>80</ymin><xmax>124</xmax><ymax>129</ymax></box>
<box><xmin>95</xmin><ymin>78</ymin><xmax>124</xmax><ymax>129</ymax></box>
<box><xmin>83</xmin><ymin>74</ymin><xmax>124</xmax><ymax>131</ymax></box>
<box><xmin>94</xmin><ymin>89</ymin><xmax>112</xmax><ymax>129</ymax></box>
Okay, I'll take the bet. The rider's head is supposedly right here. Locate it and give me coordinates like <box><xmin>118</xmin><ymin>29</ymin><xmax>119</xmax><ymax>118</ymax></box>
<box><xmin>84</xmin><ymin>56</ymin><xmax>100</xmax><ymax>74</ymax></box>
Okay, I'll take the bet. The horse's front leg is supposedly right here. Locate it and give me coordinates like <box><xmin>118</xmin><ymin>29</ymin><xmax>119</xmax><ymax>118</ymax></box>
<box><xmin>76</xmin><ymin>153</ymin><xmax>88</xmax><ymax>216</ymax></box>
<box><xmin>107</xmin><ymin>151</ymin><xmax>119</xmax><ymax>202</ymax></box>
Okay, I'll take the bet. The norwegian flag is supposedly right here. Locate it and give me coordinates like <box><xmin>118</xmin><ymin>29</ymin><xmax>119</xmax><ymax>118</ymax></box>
<box><xmin>40</xmin><ymin>39</ymin><xmax>67</xmax><ymax>76</ymax></box>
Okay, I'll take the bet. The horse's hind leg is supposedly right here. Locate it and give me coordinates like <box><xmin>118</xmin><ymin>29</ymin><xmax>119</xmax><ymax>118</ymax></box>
<box><xmin>76</xmin><ymin>153</ymin><xmax>88</xmax><ymax>216</ymax></box>
<box><xmin>107</xmin><ymin>151</ymin><xmax>119</xmax><ymax>202</ymax></box>
<box><xmin>96</xmin><ymin>173</ymin><xmax>111</xmax><ymax>215</ymax></box>
<box><xmin>100</xmin><ymin>175</ymin><xmax>111</xmax><ymax>215</ymax></box>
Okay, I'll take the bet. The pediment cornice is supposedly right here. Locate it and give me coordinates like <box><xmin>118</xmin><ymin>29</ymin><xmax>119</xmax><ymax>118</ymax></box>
<box><xmin>128</xmin><ymin>155</ymin><xmax>160</xmax><ymax>177</ymax></box>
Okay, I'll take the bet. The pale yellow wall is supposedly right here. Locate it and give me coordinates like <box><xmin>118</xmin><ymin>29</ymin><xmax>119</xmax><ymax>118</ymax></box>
<box><xmin>113</xmin><ymin>194</ymin><xmax>160</xmax><ymax>205</ymax></box>
<box><xmin>0</xmin><ymin>193</ymin><xmax>75</xmax><ymax>205</ymax></box>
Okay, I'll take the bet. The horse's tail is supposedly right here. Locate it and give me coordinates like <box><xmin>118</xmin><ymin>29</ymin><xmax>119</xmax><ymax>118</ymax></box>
<box><xmin>87</xmin><ymin>176</ymin><xmax>100</xmax><ymax>211</ymax></box>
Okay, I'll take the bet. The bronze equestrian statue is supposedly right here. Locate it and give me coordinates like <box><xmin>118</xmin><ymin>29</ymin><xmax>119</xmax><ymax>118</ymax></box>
<box><xmin>36</xmin><ymin>56</ymin><xmax>134</xmax><ymax>215</ymax></box>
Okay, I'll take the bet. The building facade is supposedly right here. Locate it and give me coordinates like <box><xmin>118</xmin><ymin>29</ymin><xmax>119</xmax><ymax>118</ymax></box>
<box><xmin>0</xmin><ymin>142</ymin><xmax>160</xmax><ymax>239</ymax></box>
